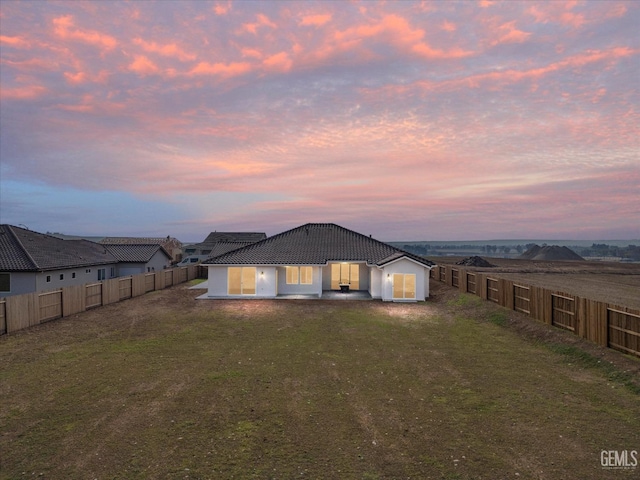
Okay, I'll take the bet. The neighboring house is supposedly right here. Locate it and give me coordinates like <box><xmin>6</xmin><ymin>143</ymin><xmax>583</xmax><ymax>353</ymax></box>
<box><xmin>99</xmin><ymin>236</ymin><xmax>183</xmax><ymax>263</ymax></box>
<box><xmin>0</xmin><ymin>225</ymin><xmax>118</xmax><ymax>297</ymax></box>
<box><xmin>180</xmin><ymin>231</ymin><xmax>267</xmax><ymax>265</ymax></box>
<box><xmin>201</xmin><ymin>223</ymin><xmax>435</xmax><ymax>302</ymax></box>
<box><xmin>101</xmin><ymin>244</ymin><xmax>172</xmax><ymax>276</ymax></box>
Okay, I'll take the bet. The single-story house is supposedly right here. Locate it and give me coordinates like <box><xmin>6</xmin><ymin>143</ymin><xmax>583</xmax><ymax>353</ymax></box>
<box><xmin>101</xmin><ymin>244</ymin><xmax>172</xmax><ymax>276</ymax></box>
<box><xmin>201</xmin><ymin>223</ymin><xmax>435</xmax><ymax>302</ymax></box>
<box><xmin>180</xmin><ymin>231</ymin><xmax>267</xmax><ymax>265</ymax></box>
<box><xmin>0</xmin><ymin>225</ymin><xmax>118</xmax><ymax>297</ymax></box>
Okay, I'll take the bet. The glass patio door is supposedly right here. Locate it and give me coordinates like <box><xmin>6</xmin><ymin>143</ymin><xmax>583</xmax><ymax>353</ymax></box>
<box><xmin>330</xmin><ymin>263</ymin><xmax>360</xmax><ymax>290</ymax></box>
<box><xmin>393</xmin><ymin>273</ymin><xmax>416</xmax><ymax>299</ymax></box>
<box><xmin>228</xmin><ymin>267</ymin><xmax>256</xmax><ymax>295</ymax></box>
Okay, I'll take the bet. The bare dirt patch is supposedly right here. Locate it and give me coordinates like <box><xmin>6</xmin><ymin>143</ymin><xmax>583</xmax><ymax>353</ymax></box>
<box><xmin>432</xmin><ymin>256</ymin><xmax>640</xmax><ymax>310</ymax></box>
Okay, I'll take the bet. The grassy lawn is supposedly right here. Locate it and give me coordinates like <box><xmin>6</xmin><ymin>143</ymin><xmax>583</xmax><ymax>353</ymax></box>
<box><xmin>1</xmin><ymin>284</ymin><xmax>638</xmax><ymax>479</ymax></box>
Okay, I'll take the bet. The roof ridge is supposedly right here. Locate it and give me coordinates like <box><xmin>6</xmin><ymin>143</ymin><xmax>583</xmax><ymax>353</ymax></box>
<box><xmin>7</xmin><ymin>225</ymin><xmax>39</xmax><ymax>270</ymax></box>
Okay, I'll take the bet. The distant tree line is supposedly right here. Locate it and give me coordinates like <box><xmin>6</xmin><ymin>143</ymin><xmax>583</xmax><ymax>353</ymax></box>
<box><xmin>401</xmin><ymin>242</ymin><xmax>640</xmax><ymax>261</ymax></box>
<box><xmin>578</xmin><ymin>244</ymin><xmax>640</xmax><ymax>260</ymax></box>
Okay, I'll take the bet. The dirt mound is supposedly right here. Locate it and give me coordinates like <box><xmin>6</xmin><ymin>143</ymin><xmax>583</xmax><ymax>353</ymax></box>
<box><xmin>455</xmin><ymin>256</ymin><xmax>496</xmax><ymax>267</ymax></box>
<box><xmin>519</xmin><ymin>245</ymin><xmax>584</xmax><ymax>261</ymax></box>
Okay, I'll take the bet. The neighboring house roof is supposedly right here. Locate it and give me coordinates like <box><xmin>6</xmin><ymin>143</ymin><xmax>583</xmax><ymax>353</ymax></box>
<box><xmin>206</xmin><ymin>242</ymin><xmax>256</xmax><ymax>257</ymax></box>
<box><xmin>183</xmin><ymin>232</ymin><xmax>267</xmax><ymax>257</ymax></box>
<box><xmin>202</xmin><ymin>232</ymin><xmax>267</xmax><ymax>243</ymax></box>
<box><xmin>0</xmin><ymin>225</ymin><xmax>117</xmax><ymax>272</ymax></box>
<box><xmin>102</xmin><ymin>244</ymin><xmax>172</xmax><ymax>263</ymax></box>
<box><xmin>100</xmin><ymin>236</ymin><xmax>181</xmax><ymax>249</ymax></box>
<box><xmin>202</xmin><ymin>223</ymin><xmax>435</xmax><ymax>267</ymax></box>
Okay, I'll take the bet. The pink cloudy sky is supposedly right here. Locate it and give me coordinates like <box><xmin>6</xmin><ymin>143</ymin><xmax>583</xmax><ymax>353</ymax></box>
<box><xmin>1</xmin><ymin>1</ymin><xmax>638</xmax><ymax>242</ymax></box>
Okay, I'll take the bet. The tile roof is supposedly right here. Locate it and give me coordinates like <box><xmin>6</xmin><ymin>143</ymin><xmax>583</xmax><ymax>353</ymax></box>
<box><xmin>206</xmin><ymin>242</ymin><xmax>256</xmax><ymax>257</ymax></box>
<box><xmin>99</xmin><ymin>236</ymin><xmax>181</xmax><ymax>248</ymax></box>
<box><xmin>0</xmin><ymin>225</ymin><xmax>118</xmax><ymax>272</ymax></box>
<box><xmin>202</xmin><ymin>232</ymin><xmax>267</xmax><ymax>243</ymax></box>
<box><xmin>202</xmin><ymin>223</ymin><xmax>435</xmax><ymax>267</ymax></box>
<box><xmin>101</xmin><ymin>244</ymin><xmax>172</xmax><ymax>263</ymax></box>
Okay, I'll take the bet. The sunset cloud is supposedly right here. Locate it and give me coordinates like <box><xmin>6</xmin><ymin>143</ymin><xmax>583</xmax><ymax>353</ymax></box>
<box><xmin>0</xmin><ymin>35</ymin><xmax>31</xmax><ymax>48</ymax></box>
<box><xmin>52</xmin><ymin>15</ymin><xmax>116</xmax><ymax>50</ymax></box>
<box><xmin>128</xmin><ymin>54</ymin><xmax>161</xmax><ymax>76</ymax></box>
<box><xmin>1</xmin><ymin>0</ymin><xmax>638</xmax><ymax>241</ymax></box>
<box><xmin>300</xmin><ymin>14</ymin><xmax>332</xmax><ymax>27</ymax></box>
<box><xmin>132</xmin><ymin>38</ymin><xmax>196</xmax><ymax>62</ymax></box>
<box><xmin>187</xmin><ymin>61</ymin><xmax>253</xmax><ymax>77</ymax></box>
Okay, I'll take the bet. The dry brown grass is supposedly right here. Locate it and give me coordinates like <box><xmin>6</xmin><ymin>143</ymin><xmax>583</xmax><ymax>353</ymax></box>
<box><xmin>1</xmin><ymin>283</ymin><xmax>638</xmax><ymax>479</ymax></box>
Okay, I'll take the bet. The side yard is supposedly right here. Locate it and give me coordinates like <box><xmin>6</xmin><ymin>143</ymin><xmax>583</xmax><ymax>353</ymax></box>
<box><xmin>0</xmin><ymin>282</ymin><xmax>638</xmax><ymax>479</ymax></box>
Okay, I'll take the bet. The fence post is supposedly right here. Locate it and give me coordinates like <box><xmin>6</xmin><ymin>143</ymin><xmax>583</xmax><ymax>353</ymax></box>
<box><xmin>499</xmin><ymin>279</ymin><xmax>513</xmax><ymax>309</ymax></box>
<box><xmin>0</xmin><ymin>300</ymin><xmax>6</xmax><ymax>335</ymax></box>
<box><xmin>458</xmin><ymin>268</ymin><xmax>467</xmax><ymax>293</ymax></box>
<box><xmin>477</xmin><ymin>273</ymin><xmax>487</xmax><ymax>299</ymax></box>
<box><xmin>155</xmin><ymin>271</ymin><xmax>165</xmax><ymax>290</ymax></box>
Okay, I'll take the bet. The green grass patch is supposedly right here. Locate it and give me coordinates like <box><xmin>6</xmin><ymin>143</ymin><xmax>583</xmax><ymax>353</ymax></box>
<box><xmin>447</xmin><ymin>293</ymin><xmax>482</xmax><ymax>307</ymax></box>
<box><xmin>487</xmin><ymin>311</ymin><xmax>508</xmax><ymax>326</ymax></box>
<box><xmin>547</xmin><ymin>343</ymin><xmax>640</xmax><ymax>395</ymax></box>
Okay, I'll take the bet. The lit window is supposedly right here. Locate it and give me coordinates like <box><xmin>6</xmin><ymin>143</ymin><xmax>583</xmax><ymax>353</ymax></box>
<box><xmin>300</xmin><ymin>266</ymin><xmax>312</xmax><ymax>284</ymax></box>
<box><xmin>286</xmin><ymin>266</ymin><xmax>299</xmax><ymax>284</ymax></box>
<box><xmin>286</xmin><ymin>266</ymin><xmax>313</xmax><ymax>285</ymax></box>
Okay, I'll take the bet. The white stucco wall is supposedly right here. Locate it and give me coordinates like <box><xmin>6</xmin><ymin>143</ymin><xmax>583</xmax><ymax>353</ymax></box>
<box><xmin>0</xmin><ymin>272</ymin><xmax>36</xmax><ymax>297</ymax></box>
<box><xmin>118</xmin><ymin>264</ymin><xmax>145</xmax><ymax>276</ymax></box>
<box><xmin>256</xmin><ymin>267</ymin><xmax>277</xmax><ymax>297</ymax></box>
<box><xmin>276</xmin><ymin>266</ymin><xmax>322</xmax><ymax>296</ymax></box>
<box><xmin>369</xmin><ymin>267</ymin><xmax>382</xmax><ymax>299</ymax></box>
<box><xmin>34</xmin><ymin>264</ymin><xmax>118</xmax><ymax>294</ymax></box>
<box><xmin>379</xmin><ymin>258</ymin><xmax>430</xmax><ymax>302</ymax></box>
<box><xmin>148</xmin><ymin>250</ymin><xmax>172</xmax><ymax>272</ymax></box>
<box><xmin>207</xmin><ymin>266</ymin><xmax>229</xmax><ymax>297</ymax></box>
<box><xmin>118</xmin><ymin>251</ymin><xmax>171</xmax><ymax>276</ymax></box>
<box><xmin>205</xmin><ymin>261</ymin><xmax>431</xmax><ymax>301</ymax></box>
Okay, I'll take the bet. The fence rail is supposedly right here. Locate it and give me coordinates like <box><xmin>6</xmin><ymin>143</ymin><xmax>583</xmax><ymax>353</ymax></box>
<box><xmin>487</xmin><ymin>278</ymin><xmax>499</xmax><ymax>303</ymax></box>
<box><xmin>514</xmin><ymin>284</ymin><xmax>530</xmax><ymax>315</ymax></box>
<box><xmin>85</xmin><ymin>283</ymin><xmax>102</xmax><ymax>309</ymax></box>
<box><xmin>432</xmin><ymin>264</ymin><xmax>640</xmax><ymax>358</ymax></box>
<box><xmin>0</xmin><ymin>265</ymin><xmax>202</xmax><ymax>335</ymax></box>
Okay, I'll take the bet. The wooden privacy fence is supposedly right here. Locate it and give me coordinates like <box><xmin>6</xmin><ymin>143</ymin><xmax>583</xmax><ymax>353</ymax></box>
<box><xmin>433</xmin><ymin>264</ymin><xmax>640</xmax><ymax>358</ymax></box>
<box><xmin>0</xmin><ymin>265</ymin><xmax>202</xmax><ymax>335</ymax></box>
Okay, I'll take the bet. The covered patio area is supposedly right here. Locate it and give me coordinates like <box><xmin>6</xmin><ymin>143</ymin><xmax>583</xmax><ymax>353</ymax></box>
<box><xmin>274</xmin><ymin>290</ymin><xmax>372</xmax><ymax>300</ymax></box>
